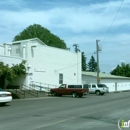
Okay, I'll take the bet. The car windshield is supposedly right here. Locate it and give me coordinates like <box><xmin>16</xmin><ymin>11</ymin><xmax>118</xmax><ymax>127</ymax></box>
<box><xmin>98</xmin><ymin>84</ymin><xmax>107</xmax><ymax>88</ymax></box>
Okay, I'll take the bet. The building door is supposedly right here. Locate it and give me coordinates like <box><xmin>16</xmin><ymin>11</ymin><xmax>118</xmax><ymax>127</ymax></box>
<box><xmin>115</xmin><ymin>82</ymin><xmax>117</xmax><ymax>92</ymax></box>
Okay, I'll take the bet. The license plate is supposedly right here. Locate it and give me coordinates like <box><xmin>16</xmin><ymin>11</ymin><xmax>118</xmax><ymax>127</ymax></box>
<box><xmin>1</xmin><ymin>94</ymin><xmax>6</xmax><ymax>97</ymax></box>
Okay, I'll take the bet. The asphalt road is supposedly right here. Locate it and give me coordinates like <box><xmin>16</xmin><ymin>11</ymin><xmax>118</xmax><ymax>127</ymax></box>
<box><xmin>0</xmin><ymin>92</ymin><xmax>130</xmax><ymax>130</ymax></box>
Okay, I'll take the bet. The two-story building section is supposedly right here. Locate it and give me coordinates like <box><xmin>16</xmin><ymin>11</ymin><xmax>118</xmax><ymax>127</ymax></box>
<box><xmin>0</xmin><ymin>38</ymin><xmax>82</xmax><ymax>90</ymax></box>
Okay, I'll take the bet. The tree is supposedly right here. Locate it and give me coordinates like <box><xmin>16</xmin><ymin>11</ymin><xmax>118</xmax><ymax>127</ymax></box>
<box><xmin>0</xmin><ymin>61</ymin><xmax>26</xmax><ymax>88</ymax></box>
<box><xmin>87</xmin><ymin>55</ymin><xmax>97</xmax><ymax>72</ymax></box>
<box><xmin>73</xmin><ymin>44</ymin><xmax>87</xmax><ymax>71</ymax></box>
<box><xmin>11</xmin><ymin>60</ymin><xmax>26</xmax><ymax>76</ymax></box>
<box><xmin>73</xmin><ymin>44</ymin><xmax>80</xmax><ymax>53</ymax></box>
<box><xmin>82</xmin><ymin>52</ymin><xmax>87</xmax><ymax>71</ymax></box>
<box><xmin>13</xmin><ymin>24</ymin><xmax>67</xmax><ymax>49</ymax></box>
<box><xmin>110</xmin><ymin>62</ymin><xmax>130</xmax><ymax>77</ymax></box>
<box><xmin>0</xmin><ymin>62</ymin><xmax>13</xmax><ymax>87</ymax></box>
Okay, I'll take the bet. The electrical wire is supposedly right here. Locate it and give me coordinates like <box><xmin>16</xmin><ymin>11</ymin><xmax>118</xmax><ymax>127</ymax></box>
<box><xmin>101</xmin><ymin>0</ymin><xmax>124</xmax><ymax>45</ymax></box>
<box><xmin>57</xmin><ymin>62</ymin><xmax>81</xmax><ymax>71</ymax></box>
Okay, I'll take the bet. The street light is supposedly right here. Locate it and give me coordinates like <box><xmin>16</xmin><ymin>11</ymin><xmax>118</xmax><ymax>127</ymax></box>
<box><xmin>96</xmin><ymin>40</ymin><xmax>101</xmax><ymax>85</ymax></box>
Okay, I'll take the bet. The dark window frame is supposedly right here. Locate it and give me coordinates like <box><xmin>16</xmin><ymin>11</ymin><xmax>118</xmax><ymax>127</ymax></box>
<box><xmin>59</xmin><ymin>73</ymin><xmax>63</xmax><ymax>84</ymax></box>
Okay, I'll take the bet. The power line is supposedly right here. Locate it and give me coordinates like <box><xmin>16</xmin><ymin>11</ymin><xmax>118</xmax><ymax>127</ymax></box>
<box><xmin>57</xmin><ymin>62</ymin><xmax>81</xmax><ymax>71</ymax></box>
<box><xmin>101</xmin><ymin>0</ymin><xmax>124</xmax><ymax>45</ymax></box>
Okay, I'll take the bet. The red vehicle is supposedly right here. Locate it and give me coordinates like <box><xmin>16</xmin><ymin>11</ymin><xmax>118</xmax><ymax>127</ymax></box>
<box><xmin>50</xmin><ymin>84</ymin><xmax>89</xmax><ymax>98</ymax></box>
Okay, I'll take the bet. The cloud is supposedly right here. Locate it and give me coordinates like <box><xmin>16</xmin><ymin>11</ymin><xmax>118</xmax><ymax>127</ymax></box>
<box><xmin>0</xmin><ymin>0</ymin><xmax>129</xmax><ymax>43</ymax></box>
<box><xmin>0</xmin><ymin>0</ymin><xmax>129</xmax><ymax>34</ymax></box>
<box><xmin>0</xmin><ymin>0</ymin><xmax>130</xmax><ymax>73</ymax></box>
<box><xmin>119</xmin><ymin>60</ymin><xmax>125</xmax><ymax>63</ymax></box>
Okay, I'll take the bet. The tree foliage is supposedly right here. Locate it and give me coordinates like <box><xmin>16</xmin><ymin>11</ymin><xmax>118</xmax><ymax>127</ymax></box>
<box><xmin>0</xmin><ymin>62</ymin><xmax>14</xmax><ymax>81</ymax></box>
<box><xmin>87</xmin><ymin>55</ymin><xmax>97</xmax><ymax>72</ymax></box>
<box><xmin>0</xmin><ymin>61</ymin><xmax>26</xmax><ymax>85</ymax></box>
<box><xmin>110</xmin><ymin>62</ymin><xmax>130</xmax><ymax>77</ymax></box>
<box><xmin>73</xmin><ymin>44</ymin><xmax>80</xmax><ymax>53</ymax></box>
<box><xmin>82</xmin><ymin>52</ymin><xmax>87</xmax><ymax>71</ymax></box>
<box><xmin>73</xmin><ymin>44</ymin><xmax>87</xmax><ymax>71</ymax></box>
<box><xmin>13</xmin><ymin>24</ymin><xmax>67</xmax><ymax>49</ymax></box>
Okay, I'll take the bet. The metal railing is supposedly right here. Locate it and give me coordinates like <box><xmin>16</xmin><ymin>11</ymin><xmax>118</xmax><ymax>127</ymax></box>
<box><xmin>5</xmin><ymin>82</ymin><xmax>58</xmax><ymax>99</ymax></box>
<box><xmin>29</xmin><ymin>81</ymin><xmax>58</xmax><ymax>93</ymax></box>
<box><xmin>22</xmin><ymin>84</ymin><xmax>39</xmax><ymax>97</ymax></box>
<box><xmin>5</xmin><ymin>88</ymin><xmax>26</xmax><ymax>99</ymax></box>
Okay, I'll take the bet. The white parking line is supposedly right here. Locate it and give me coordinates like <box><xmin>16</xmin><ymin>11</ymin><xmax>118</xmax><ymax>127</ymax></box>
<box><xmin>36</xmin><ymin>117</ymin><xmax>76</xmax><ymax>129</ymax></box>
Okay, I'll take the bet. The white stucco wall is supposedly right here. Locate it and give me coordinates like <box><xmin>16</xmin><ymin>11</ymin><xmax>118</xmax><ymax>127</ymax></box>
<box><xmin>0</xmin><ymin>55</ymin><xmax>23</xmax><ymax>67</ymax></box>
<box><xmin>102</xmin><ymin>82</ymin><xmax>130</xmax><ymax>92</ymax></box>
<box><xmin>0</xmin><ymin>39</ymin><xmax>82</xmax><ymax>89</ymax></box>
<box><xmin>101</xmin><ymin>79</ymin><xmax>130</xmax><ymax>92</ymax></box>
<box><xmin>82</xmin><ymin>75</ymin><xmax>96</xmax><ymax>84</ymax></box>
<box><xmin>0</xmin><ymin>45</ymin><xmax>4</xmax><ymax>55</ymax></box>
<box><xmin>82</xmin><ymin>75</ymin><xmax>130</xmax><ymax>92</ymax></box>
<box><xmin>25</xmin><ymin>43</ymin><xmax>82</xmax><ymax>87</ymax></box>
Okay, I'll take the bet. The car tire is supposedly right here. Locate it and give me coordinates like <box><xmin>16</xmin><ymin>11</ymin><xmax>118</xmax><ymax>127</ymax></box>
<box><xmin>52</xmin><ymin>91</ymin><xmax>57</xmax><ymax>96</ymax></box>
<box><xmin>1</xmin><ymin>103</ymin><xmax>6</xmax><ymax>106</ymax></box>
<box><xmin>72</xmin><ymin>92</ymin><xmax>77</xmax><ymax>98</ymax></box>
<box><xmin>96</xmin><ymin>91</ymin><xmax>101</xmax><ymax>95</ymax></box>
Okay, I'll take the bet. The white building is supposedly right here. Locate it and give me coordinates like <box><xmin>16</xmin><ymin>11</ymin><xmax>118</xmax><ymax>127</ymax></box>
<box><xmin>0</xmin><ymin>38</ymin><xmax>82</xmax><ymax>90</ymax></box>
<box><xmin>82</xmin><ymin>71</ymin><xmax>130</xmax><ymax>92</ymax></box>
<box><xmin>1</xmin><ymin>38</ymin><xmax>130</xmax><ymax>92</ymax></box>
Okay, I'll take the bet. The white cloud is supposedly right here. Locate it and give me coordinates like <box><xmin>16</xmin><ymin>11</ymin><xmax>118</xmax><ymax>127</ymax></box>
<box><xmin>0</xmin><ymin>0</ymin><xmax>130</xmax><ymax>72</ymax></box>
<box><xmin>0</xmin><ymin>0</ymin><xmax>129</xmax><ymax>35</ymax></box>
<box><xmin>119</xmin><ymin>60</ymin><xmax>125</xmax><ymax>63</ymax></box>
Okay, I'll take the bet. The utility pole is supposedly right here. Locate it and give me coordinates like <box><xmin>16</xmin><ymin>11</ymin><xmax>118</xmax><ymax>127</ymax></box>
<box><xmin>96</xmin><ymin>40</ymin><xmax>100</xmax><ymax>85</ymax></box>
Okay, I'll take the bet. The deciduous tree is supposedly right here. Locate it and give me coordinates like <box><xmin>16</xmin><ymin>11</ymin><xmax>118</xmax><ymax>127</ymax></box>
<box><xmin>0</xmin><ymin>61</ymin><xmax>26</xmax><ymax>88</ymax></box>
<box><xmin>13</xmin><ymin>24</ymin><xmax>67</xmax><ymax>49</ymax></box>
<box><xmin>110</xmin><ymin>62</ymin><xmax>130</xmax><ymax>77</ymax></box>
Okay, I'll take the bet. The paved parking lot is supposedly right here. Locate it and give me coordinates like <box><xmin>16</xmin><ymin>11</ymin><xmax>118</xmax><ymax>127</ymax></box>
<box><xmin>0</xmin><ymin>92</ymin><xmax>130</xmax><ymax>130</ymax></box>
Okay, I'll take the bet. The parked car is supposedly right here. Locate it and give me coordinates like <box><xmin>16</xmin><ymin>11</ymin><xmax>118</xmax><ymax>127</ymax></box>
<box><xmin>87</xmin><ymin>83</ymin><xmax>108</xmax><ymax>95</ymax></box>
<box><xmin>97</xmin><ymin>84</ymin><xmax>109</xmax><ymax>93</ymax></box>
<box><xmin>50</xmin><ymin>84</ymin><xmax>89</xmax><ymax>98</ymax></box>
<box><xmin>0</xmin><ymin>88</ymin><xmax>12</xmax><ymax>105</ymax></box>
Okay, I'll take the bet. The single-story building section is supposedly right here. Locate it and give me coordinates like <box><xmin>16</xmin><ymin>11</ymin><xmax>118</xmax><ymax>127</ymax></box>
<box><xmin>82</xmin><ymin>71</ymin><xmax>130</xmax><ymax>92</ymax></box>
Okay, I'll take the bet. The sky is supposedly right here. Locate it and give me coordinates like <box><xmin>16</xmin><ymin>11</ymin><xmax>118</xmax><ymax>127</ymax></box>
<box><xmin>0</xmin><ymin>0</ymin><xmax>130</xmax><ymax>73</ymax></box>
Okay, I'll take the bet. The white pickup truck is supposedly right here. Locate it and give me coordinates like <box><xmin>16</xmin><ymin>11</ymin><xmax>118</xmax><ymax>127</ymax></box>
<box><xmin>87</xmin><ymin>83</ymin><xmax>108</xmax><ymax>95</ymax></box>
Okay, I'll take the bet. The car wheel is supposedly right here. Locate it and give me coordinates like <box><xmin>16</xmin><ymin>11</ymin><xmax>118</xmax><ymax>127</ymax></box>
<box><xmin>72</xmin><ymin>92</ymin><xmax>77</xmax><ymax>98</ymax></box>
<box><xmin>96</xmin><ymin>91</ymin><xmax>101</xmax><ymax>95</ymax></box>
<box><xmin>52</xmin><ymin>91</ymin><xmax>57</xmax><ymax>96</ymax></box>
<box><xmin>1</xmin><ymin>103</ymin><xmax>6</xmax><ymax>106</ymax></box>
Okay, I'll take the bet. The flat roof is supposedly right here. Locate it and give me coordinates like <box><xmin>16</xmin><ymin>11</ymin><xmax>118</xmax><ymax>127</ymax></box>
<box><xmin>82</xmin><ymin>71</ymin><xmax>130</xmax><ymax>80</ymax></box>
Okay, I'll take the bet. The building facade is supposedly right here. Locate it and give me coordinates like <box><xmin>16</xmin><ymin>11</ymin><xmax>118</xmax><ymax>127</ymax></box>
<box><xmin>82</xmin><ymin>71</ymin><xmax>130</xmax><ymax>92</ymax></box>
<box><xmin>0</xmin><ymin>38</ymin><xmax>82</xmax><ymax>90</ymax></box>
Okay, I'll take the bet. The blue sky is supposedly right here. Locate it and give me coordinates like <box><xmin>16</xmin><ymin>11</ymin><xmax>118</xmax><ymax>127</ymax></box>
<box><xmin>0</xmin><ymin>0</ymin><xmax>130</xmax><ymax>73</ymax></box>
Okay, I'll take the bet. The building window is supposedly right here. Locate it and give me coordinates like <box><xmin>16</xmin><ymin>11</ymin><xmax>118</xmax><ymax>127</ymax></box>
<box><xmin>16</xmin><ymin>49</ymin><xmax>20</xmax><ymax>54</ymax></box>
<box><xmin>59</xmin><ymin>73</ymin><xmax>63</xmax><ymax>84</ymax></box>
<box><xmin>31</xmin><ymin>46</ymin><xmax>36</xmax><ymax>58</ymax></box>
<box><xmin>92</xmin><ymin>85</ymin><xmax>96</xmax><ymax>88</ymax></box>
